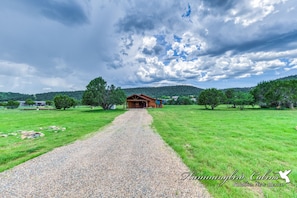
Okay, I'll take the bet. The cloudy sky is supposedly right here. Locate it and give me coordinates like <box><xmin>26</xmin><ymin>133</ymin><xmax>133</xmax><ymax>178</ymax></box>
<box><xmin>1</xmin><ymin>0</ymin><xmax>297</xmax><ymax>94</ymax></box>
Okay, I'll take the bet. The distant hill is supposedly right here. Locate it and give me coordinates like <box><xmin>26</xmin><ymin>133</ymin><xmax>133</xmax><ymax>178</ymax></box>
<box><xmin>1</xmin><ymin>75</ymin><xmax>296</xmax><ymax>101</ymax></box>
<box><xmin>34</xmin><ymin>85</ymin><xmax>202</xmax><ymax>100</ymax></box>
<box><xmin>0</xmin><ymin>85</ymin><xmax>203</xmax><ymax>101</ymax></box>
<box><xmin>220</xmin><ymin>87</ymin><xmax>253</xmax><ymax>93</ymax></box>
<box><xmin>123</xmin><ymin>85</ymin><xmax>203</xmax><ymax>98</ymax></box>
<box><xmin>274</xmin><ymin>75</ymin><xmax>297</xmax><ymax>81</ymax></box>
<box><xmin>0</xmin><ymin>92</ymin><xmax>34</xmax><ymax>102</ymax></box>
<box><xmin>220</xmin><ymin>75</ymin><xmax>297</xmax><ymax>93</ymax></box>
<box><xmin>35</xmin><ymin>91</ymin><xmax>85</xmax><ymax>101</ymax></box>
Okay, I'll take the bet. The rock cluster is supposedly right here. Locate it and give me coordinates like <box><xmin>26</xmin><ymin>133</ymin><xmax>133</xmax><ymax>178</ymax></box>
<box><xmin>1</xmin><ymin>126</ymin><xmax>66</xmax><ymax>140</ymax></box>
<box><xmin>0</xmin><ymin>133</ymin><xmax>8</xmax><ymax>138</ymax></box>
<box><xmin>0</xmin><ymin>132</ymin><xmax>18</xmax><ymax>138</ymax></box>
<box><xmin>20</xmin><ymin>131</ymin><xmax>45</xmax><ymax>140</ymax></box>
<box><xmin>21</xmin><ymin>126</ymin><xmax>67</xmax><ymax>139</ymax></box>
<box><xmin>48</xmin><ymin>126</ymin><xmax>66</xmax><ymax>132</ymax></box>
<box><xmin>38</xmin><ymin>126</ymin><xmax>66</xmax><ymax>132</ymax></box>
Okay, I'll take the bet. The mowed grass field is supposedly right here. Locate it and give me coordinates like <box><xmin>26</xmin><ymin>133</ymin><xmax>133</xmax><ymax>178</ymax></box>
<box><xmin>0</xmin><ymin>107</ymin><xmax>125</xmax><ymax>172</ymax></box>
<box><xmin>148</xmin><ymin>105</ymin><xmax>297</xmax><ymax>198</ymax></box>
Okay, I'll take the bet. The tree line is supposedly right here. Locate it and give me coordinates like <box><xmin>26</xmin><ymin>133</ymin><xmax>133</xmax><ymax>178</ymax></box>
<box><xmin>1</xmin><ymin>77</ymin><xmax>296</xmax><ymax>110</ymax></box>
<box><xmin>251</xmin><ymin>79</ymin><xmax>297</xmax><ymax>109</ymax></box>
<box><xmin>0</xmin><ymin>85</ymin><xmax>203</xmax><ymax>102</ymax></box>
<box><xmin>0</xmin><ymin>100</ymin><xmax>20</xmax><ymax>109</ymax></box>
<box><xmin>41</xmin><ymin>77</ymin><xmax>126</xmax><ymax>110</ymax></box>
<box><xmin>0</xmin><ymin>77</ymin><xmax>126</xmax><ymax>110</ymax></box>
<box><xmin>198</xmin><ymin>79</ymin><xmax>297</xmax><ymax>110</ymax></box>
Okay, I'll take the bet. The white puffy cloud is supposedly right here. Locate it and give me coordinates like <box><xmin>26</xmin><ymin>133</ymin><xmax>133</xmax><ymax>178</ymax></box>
<box><xmin>249</xmin><ymin>49</ymin><xmax>297</xmax><ymax>61</ymax></box>
<box><xmin>142</xmin><ymin>36</ymin><xmax>157</xmax><ymax>49</ymax></box>
<box><xmin>224</xmin><ymin>0</ymin><xmax>287</xmax><ymax>26</ymax></box>
<box><xmin>169</xmin><ymin>32</ymin><xmax>207</xmax><ymax>58</ymax></box>
<box><xmin>289</xmin><ymin>58</ymin><xmax>297</xmax><ymax>66</ymax></box>
<box><xmin>284</xmin><ymin>58</ymin><xmax>297</xmax><ymax>71</ymax></box>
<box><xmin>167</xmin><ymin>50</ymin><xmax>174</xmax><ymax>57</ymax></box>
<box><xmin>132</xmin><ymin>47</ymin><xmax>296</xmax><ymax>85</ymax></box>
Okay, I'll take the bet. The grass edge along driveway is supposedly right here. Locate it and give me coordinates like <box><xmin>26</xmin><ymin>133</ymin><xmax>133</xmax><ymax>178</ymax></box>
<box><xmin>0</xmin><ymin>107</ymin><xmax>125</xmax><ymax>172</ymax></box>
<box><xmin>148</xmin><ymin>105</ymin><xmax>297</xmax><ymax>198</ymax></box>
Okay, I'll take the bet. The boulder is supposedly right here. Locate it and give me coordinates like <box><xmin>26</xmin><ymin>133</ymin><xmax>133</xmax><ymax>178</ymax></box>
<box><xmin>48</xmin><ymin>126</ymin><xmax>66</xmax><ymax>132</ymax></box>
<box><xmin>21</xmin><ymin>131</ymin><xmax>45</xmax><ymax>139</ymax></box>
<box><xmin>1</xmin><ymin>134</ymin><xmax>8</xmax><ymax>138</ymax></box>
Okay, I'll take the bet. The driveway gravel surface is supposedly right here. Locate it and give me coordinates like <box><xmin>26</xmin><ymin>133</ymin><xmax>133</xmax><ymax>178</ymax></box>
<box><xmin>0</xmin><ymin>109</ymin><xmax>211</xmax><ymax>197</ymax></box>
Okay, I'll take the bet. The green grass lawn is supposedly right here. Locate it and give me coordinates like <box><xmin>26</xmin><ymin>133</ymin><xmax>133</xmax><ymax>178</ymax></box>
<box><xmin>148</xmin><ymin>105</ymin><xmax>297</xmax><ymax>198</ymax></box>
<box><xmin>0</xmin><ymin>106</ymin><xmax>125</xmax><ymax>172</ymax></box>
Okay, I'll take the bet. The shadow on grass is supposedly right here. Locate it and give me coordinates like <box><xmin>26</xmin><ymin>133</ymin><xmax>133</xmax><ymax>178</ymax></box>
<box><xmin>81</xmin><ymin>109</ymin><xmax>127</xmax><ymax>113</ymax></box>
<box><xmin>187</xmin><ymin>106</ymin><xmax>276</xmax><ymax>111</ymax></box>
<box><xmin>196</xmin><ymin>108</ymin><xmax>285</xmax><ymax>111</ymax></box>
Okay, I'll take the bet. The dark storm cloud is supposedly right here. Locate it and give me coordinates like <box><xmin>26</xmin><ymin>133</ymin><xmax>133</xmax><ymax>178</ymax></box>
<box><xmin>142</xmin><ymin>45</ymin><xmax>163</xmax><ymax>56</ymax></box>
<box><xmin>207</xmin><ymin>30</ymin><xmax>297</xmax><ymax>57</ymax></box>
<box><xmin>201</xmin><ymin>0</ymin><xmax>235</xmax><ymax>10</ymax></box>
<box><xmin>106</xmin><ymin>54</ymin><xmax>124</xmax><ymax>69</ymax></box>
<box><xmin>116</xmin><ymin>14</ymin><xmax>155</xmax><ymax>34</ymax></box>
<box><xmin>21</xmin><ymin>0</ymin><xmax>89</xmax><ymax>26</ymax></box>
<box><xmin>142</xmin><ymin>48</ymin><xmax>153</xmax><ymax>55</ymax></box>
<box><xmin>137</xmin><ymin>58</ymin><xmax>147</xmax><ymax>64</ymax></box>
<box><xmin>115</xmin><ymin>0</ymin><xmax>185</xmax><ymax>34</ymax></box>
<box><xmin>121</xmin><ymin>35</ymin><xmax>134</xmax><ymax>50</ymax></box>
<box><xmin>153</xmin><ymin>45</ymin><xmax>163</xmax><ymax>55</ymax></box>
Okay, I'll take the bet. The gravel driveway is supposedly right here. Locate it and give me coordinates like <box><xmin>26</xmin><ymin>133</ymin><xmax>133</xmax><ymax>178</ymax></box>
<box><xmin>0</xmin><ymin>109</ymin><xmax>211</xmax><ymax>197</ymax></box>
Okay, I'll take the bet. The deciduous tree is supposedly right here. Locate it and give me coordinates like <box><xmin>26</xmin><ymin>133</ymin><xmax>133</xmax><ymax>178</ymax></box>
<box><xmin>225</xmin><ymin>89</ymin><xmax>236</xmax><ymax>108</ymax></box>
<box><xmin>82</xmin><ymin>77</ymin><xmax>126</xmax><ymax>110</ymax></box>
<box><xmin>251</xmin><ymin>79</ymin><xmax>297</xmax><ymax>109</ymax></box>
<box><xmin>234</xmin><ymin>92</ymin><xmax>254</xmax><ymax>110</ymax></box>
<box><xmin>54</xmin><ymin>95</ymin><xmax>75</xmax><ymax>110</ymax></box>
<box><xmin>25</xmin><ymin>98</ymin><xmax>35</xmax><ymax>106</ymax></box>
<box><xmin>46</xmin><ymin>100</ymin><xmax>53</xmax><ymax>106</ymax></box>
<box><xmin>6</xmin><ymin>100</ymin><xmax>20</xmax><ymax>109</ymax></box>
<box><xmin>198</xmin><ymin>88</ymin><xmax>225</xmax><ymax>110</ymax></box>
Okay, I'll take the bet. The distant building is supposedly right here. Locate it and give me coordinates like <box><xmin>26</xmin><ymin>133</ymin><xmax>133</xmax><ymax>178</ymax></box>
<box><xmin>171</xmin><ymin>96</ymin><xmax>179</xmax><ymax>101</ymax></box>
<box><xmin>19</xmin><ymin>101</ymin><xmax>46</xmax><ymax>106</ymax></box>
<box><xmin>126</xmin><ymin>94</ymin><xmax>162</xmax><ymax>108</ymax></box>
<box><xmin>190</xmin><ymin>98</ymin><xmax>197</xmax><ymax>102</ymax></box>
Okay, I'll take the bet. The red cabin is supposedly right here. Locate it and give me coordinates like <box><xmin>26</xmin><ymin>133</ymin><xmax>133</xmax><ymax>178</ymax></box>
<box><xmin>126</xmin><ymin>94</ymin><xmax>162</xmax><ymax>108</ymax></box>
